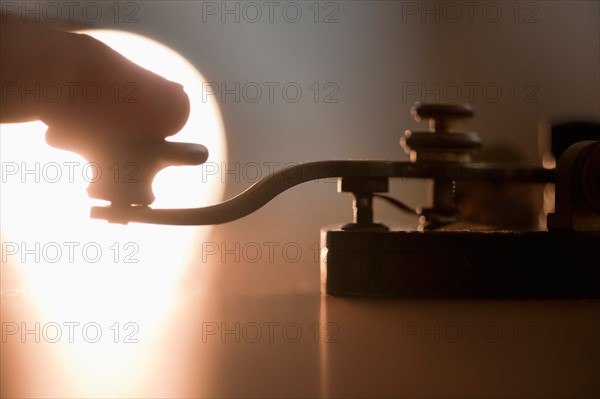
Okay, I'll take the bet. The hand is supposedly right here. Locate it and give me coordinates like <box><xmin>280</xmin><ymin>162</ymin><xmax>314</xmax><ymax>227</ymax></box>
<box><xmin>1</xmin><ymin>15</ymin><xmax>203</xmax><ymax>206</ymax></box>
<box><xmin>0</xmin><ymin>15</ymin><xmax>190</xmax><ymax>149</ymax></box>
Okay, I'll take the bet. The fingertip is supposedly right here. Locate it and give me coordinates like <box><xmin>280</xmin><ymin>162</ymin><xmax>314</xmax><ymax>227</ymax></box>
<box><xmin>153</xmin><ymin>79</ymin><xmax>191</xmax><ymax>138</ymax></box>
<box><xmin>7</xmin><ymin>25</ymin><xmax>193</xmax><ymax>144</ymax></box>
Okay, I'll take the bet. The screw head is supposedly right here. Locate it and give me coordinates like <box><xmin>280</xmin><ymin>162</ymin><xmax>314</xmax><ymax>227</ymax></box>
<box><xmin>411</xmin><ymin>103</ymin><xmax>474</xmax><ymax>122</ymax></box>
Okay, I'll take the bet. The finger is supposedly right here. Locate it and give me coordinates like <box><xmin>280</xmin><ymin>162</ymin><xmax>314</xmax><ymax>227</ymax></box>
<box><xmin>0</xmin><ymin>17</ymin><xmax>190</xmax><ymax>145</ymax></box>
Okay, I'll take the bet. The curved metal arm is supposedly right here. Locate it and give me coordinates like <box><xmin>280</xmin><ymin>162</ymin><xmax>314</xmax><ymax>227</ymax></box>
<box><xmin>90</xmin><ymin>160</ymin><xmax>554</xmax><ymax>225</ymax></box>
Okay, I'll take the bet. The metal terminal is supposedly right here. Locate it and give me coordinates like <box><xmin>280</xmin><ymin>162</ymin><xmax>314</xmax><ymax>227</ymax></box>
<box><xmin>338</xmin><ymin>177</ymin><xmax>389</xmax><ymax>231</ymax></box>
<box><xmin>401</xmin><ymin>103</ymin><xmax>482</xmax><ymax>229</ymax></box>
<box><xmin>548</xmin><ymin>141</ymin><xmax>600</xmax><ymax>231</ymax></box>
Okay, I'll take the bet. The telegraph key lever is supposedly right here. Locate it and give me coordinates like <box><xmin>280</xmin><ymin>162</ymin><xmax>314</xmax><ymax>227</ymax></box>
<box><xmin>83</xmin><ymin>103</ymin><xmax>600</xmax><ymax>299</ymax></box>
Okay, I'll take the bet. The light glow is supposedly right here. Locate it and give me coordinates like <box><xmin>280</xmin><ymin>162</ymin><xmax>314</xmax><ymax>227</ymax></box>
<box><xmin>1</xmin><ymin>30</ymin><xmax>226</xmax><ymax>396</ymax></box>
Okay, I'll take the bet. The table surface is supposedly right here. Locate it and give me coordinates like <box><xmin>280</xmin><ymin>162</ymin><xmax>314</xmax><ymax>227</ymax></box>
<box><xmin>2</xmin><ymin>290</ymin><xmax>599</xmax><ymax>398</ymax></box>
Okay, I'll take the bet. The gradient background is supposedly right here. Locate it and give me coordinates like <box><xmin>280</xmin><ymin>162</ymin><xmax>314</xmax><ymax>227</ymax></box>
<box><xmin>1</xmin><ymin>1</ymin><xmax>599</xmax><ymax>398</ymax></box>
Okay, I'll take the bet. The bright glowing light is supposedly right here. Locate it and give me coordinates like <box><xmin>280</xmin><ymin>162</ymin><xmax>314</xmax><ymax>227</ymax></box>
<box><xmin>0</xmin><ymin>30</ymin><xmax>226</xmax><ymax>396</ymax></box>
